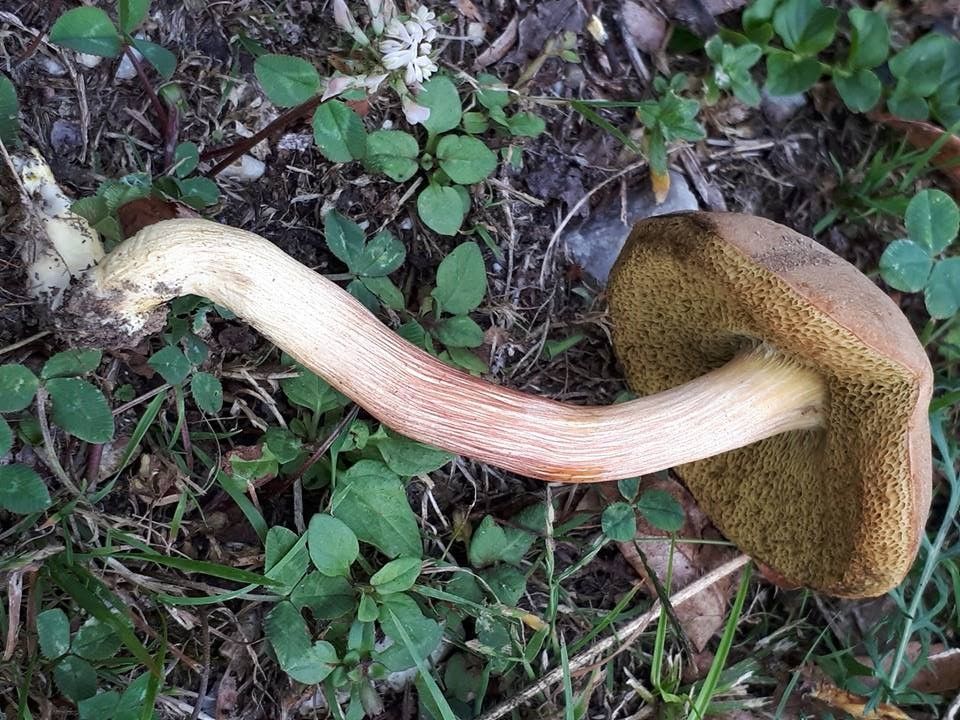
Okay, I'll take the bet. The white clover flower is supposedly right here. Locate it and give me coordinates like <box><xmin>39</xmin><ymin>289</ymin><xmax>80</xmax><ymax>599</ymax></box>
<box><xmin>379</xmin><ymin>6</ymin><xmax>439</xmax><ymax>86</ymax></box>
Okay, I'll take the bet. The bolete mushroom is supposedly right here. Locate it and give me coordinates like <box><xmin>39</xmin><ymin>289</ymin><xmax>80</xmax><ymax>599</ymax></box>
<box><xmin>60</xmin><ymin>211</ymin><xmax>931</xmax><ymax>598</ymax></box>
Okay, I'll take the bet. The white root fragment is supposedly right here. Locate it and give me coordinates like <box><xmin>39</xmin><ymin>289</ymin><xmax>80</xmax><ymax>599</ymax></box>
<box><xmin>12</xmin><ymin>148</ymin><xmax>105</xmax><ymax>308</ymax></box>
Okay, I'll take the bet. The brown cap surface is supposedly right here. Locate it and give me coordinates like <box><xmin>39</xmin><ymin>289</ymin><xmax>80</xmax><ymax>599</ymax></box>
<box><xmin>608</xmin><ymin>212</ymin><xmax>932</xmax><ymax>598</ymax></box>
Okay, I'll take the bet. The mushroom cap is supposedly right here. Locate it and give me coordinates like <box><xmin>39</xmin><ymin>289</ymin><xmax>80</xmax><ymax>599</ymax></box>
<box><xmin>608</xmin><ymin>212</ymin><xmax>932</xmax><ymax>598</ymax></box>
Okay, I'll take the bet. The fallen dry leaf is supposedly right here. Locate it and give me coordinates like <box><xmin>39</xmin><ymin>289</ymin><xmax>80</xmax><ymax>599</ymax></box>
<box><xmin>651</xmin><ymin>168</ymin><xmax>671</xmax><ymax>204</ymax></box>
<box><xmin>808</xmin><ymin>680</ymin><xmax>914</xmax><ymax>720</ymax></box>
<box><xmin>455</xmin><ymin>0</ymin><xmax>484</xmax><ymax>23</ymax></box>
<box><xmin>872</xmin><ymin>113</ymin><xmax>960</xmax><ymax>197</ymax></box>
<box><xmin>621</xmin><ymin>1</ymin><xmax>668</xmax><ymax>54</ymax></box>
<box><xmin>473</xmin><ymin>14</ymin><xmax>518</xmax><ymax>69</ymax></box>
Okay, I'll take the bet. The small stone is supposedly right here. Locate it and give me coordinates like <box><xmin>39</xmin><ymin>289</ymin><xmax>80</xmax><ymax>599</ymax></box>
<box><xmin>760</xmin><ymin>89</ymin><xmax>807</xmax><ymax>125</ymax></box>
<box><xmin>50</xmin><ymin>120</ymin><xmax>83</xmax><ymax>154</ymax></box>
<box><xmin>76</xmin><ymin>53</ymin><xmax>102</xmax><ymax>69</ymax></box>
<box><xmin>621</xmin><ymin>1</ymin><xmax>667</xmax><ymax>53</ymax></box>
<box><xmin>115</xmin><ymin>39</ymin><xmax>145</xmax><ymax>81</ymax></box>
<box><xmin>219</xmin><ymin>154</ymin><xmax>266</xmax><ymax>182</ymax></box>
<box><xmin>39</xmin><ymin>56</ymin><xmax>67</xmax><ymax>76</ymax></box>
<box><xmin>564</xmin><ymin>170</ymin><xmax>699</xmax><ymax>283</ymax></box>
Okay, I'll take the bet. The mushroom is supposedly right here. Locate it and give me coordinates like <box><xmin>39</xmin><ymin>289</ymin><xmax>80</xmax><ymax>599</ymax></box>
<box><xmin>60</xmin><ymin>212</ymin><xmax>932</xmax><ymax>598</ymax></box>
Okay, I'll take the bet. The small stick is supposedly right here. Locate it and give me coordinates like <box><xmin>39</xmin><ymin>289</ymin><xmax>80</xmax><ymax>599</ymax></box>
<box><xmin>0</xmin><ymin>330</ymin><xmax>51</xmax><ymax>357</ymax></box>
<box><xmin>125</xmin><ymin>45</ymin><xmax>168</xmax><ymax>129</ymax></box>
<box><xmin>474</xmin><ymin>554</ymin><xmax>751</xmax><ymax>720</ymax></box>
<box><xmin>204</xmin><ymin>96</ymin><xmax>323</xmax><ymax>177</ymax></box>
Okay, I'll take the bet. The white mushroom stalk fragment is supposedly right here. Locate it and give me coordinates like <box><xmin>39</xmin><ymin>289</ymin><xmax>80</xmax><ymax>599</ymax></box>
<box><xmin>12</xmin><ymin>148</ymin><xmax>104</xmax><ymax>308</ymax></box>
<box><xmin>69</xmin><ymin>219</ymin><xmax>826</xmax><ymax>483</ymax></box>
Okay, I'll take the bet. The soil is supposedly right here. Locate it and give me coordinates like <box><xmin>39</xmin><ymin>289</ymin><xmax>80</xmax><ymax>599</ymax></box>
<box><xmin>1</xmin><ymin>0</ymin><xmax>957</xmax><ymax>717</ymax></box>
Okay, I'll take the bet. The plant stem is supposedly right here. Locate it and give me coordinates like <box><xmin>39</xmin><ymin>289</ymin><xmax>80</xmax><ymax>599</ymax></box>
<box><xmin>34</xmin><ymin>387</ymin><xmax>82</xmax><ymax>496</ymax></box>
<box><xmin>203</xmin><ymin>95</ymin><xmax>323</xmax><ymax>177</ymax></box>
<box><xmin>125</xmin><ymin>45</ymin><xmax>168</xmax><ymax>129</ymax></box>
<box><xmin>80</xmin><ymin>219</ymin><xmax>826</xmax><ymax>484</ymax></box>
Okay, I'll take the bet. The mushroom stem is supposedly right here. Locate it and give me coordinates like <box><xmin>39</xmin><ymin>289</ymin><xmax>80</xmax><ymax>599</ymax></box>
<box><xmin>77</xmin><ymin>219</ymin><xmax>826</xmax><ymax>483</ymax></box>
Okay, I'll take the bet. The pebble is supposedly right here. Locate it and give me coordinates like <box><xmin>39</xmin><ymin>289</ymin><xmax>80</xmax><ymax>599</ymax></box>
<box><xmin>564</xmin><ymin>170</ymin><xmax>699</xmax><ymax>283</ymax></box>
<box><xmin>50</xmin><ymin>119</ymin><xmax>83</xmax><ymax>153</ymax></box>
<box><xmin>760</xmin><ymin>89</ymin><xmax>807</xmax><ymax>125</ymax></box>
<box><xmin>219</xmin><ymin>154</ymin><xmax>266</xmax><ymax>182</ymax></box>
<box><xmin>39</xmin><ymin>56</ymin><xmax>67</xmax><ymax>76</ymax></box>
<box><xmin>115</xmin><ymin>38</ymin><xmax>146</xmax><ymax>80</ymax></box>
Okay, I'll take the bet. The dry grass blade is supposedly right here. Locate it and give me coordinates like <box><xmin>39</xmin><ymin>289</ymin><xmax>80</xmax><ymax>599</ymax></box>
<box><xmin>474</xmin><ymin>553</ymin><xmax>751</xmax><ymax>720</ymax></box>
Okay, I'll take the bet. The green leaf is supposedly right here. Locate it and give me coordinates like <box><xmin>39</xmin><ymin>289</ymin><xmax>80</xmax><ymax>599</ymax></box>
<box><xmin>41</xmin><ymin>349</ymin><xmax>102</xmax><ymax>380</ymax></box>
<box><xmin>37</xmin><ymin>608</ymin><xmax>70</xmax><ymax>659</ymax></box>
<box><xmin>925</xmin><ymin>257</ymin><xmax>960</xmax><ymax>319</ymax></box>
<box><xmin>431</xmin><ymin>242</ymin><xmax>487</xmax><ymax>314</ymax></box>
<box><xmin>353</xmin><ymin>229</ymin><xmax>406</xmax><ymax>276</ymax></box>
<box><xmin>636</xmin><ymin>489</ymin><xmax>685</xmax><ymax>532</ymax></box>
<box><xmin>118</xmin><ymin>0</ymin><xmax>150</xmax><ymax>33</ymax></box>
<box><xmin>175</xmin><ymin>176</ymin><xmax>220</xmax><ymax>207</ymax></box>
<box><xmin>290</xmin><ymin>572</ymin><xmax>356</xmax><ymax>618</ymax></box>
<box><xmin>366</xmin><ymin>130</ymin><xmax>419</xmax><ymax>182</ymax></box>
<box><xmin>444</xmin><ymin>346</ymin><xmax>487</xmax><ymax>374</ymax></box>
<box><xmin>743</xmin><ymin>0</ymin><xmax>780</xmax><ymax>34</ymax></box>
<box><xmin>308</xmin><ymin>513</ymin><xmax>359</xmax><ymax>576</ymax></box>
<box><xmin>264</xmin><ymin>427</ymin><xmax>303</xmax><ymax>463</ymax></box>
<box><xmin>602</xmin><ymin>502</ymin><xmax>637</xmax><ymax>541</ymax></box>
<box><xmin>436</xmin><ymin>135</ymin><xmax>497</xmax><ymax>185</ymax></box>
<box><xmin>376</xmin><ymin>593</ymin><xmax>442</xmax><ymax>671</ymax></box>
<box><xmin>331</xmin><ymin>460</ymin><xmax>422</xmax><ymax>558</ymax></box>
<box><xmin>132</xmin><ymin>37</ymin><xmax>176</xmax><ymax>80</ymax></box>
<box><xmin>468</xmin><ymin>515</ymin><xmax>507</xmax><ymax>568</ymax></box>
<box><xmin>765</xmin><ymin>51</ymin><xmax>821</xmax><ymax>95</ymax></box>
<box><xmin>419</xmin><ymin>76</ymin><xmax>462</xmax><ymax>133</ymax></box>
<box><xmin>323</xmin><ymin>210</ymin><xmax>366</xmax><ymax>269</ymax></box>
<box><xmin>49</xmin><ymin>7</ymin><xmax>121</xmax><ymax>57</ymax></box>
<box><xmin>889</xmin><ymin>34</ymin><xmax>948</xmax><ymax>97</ymax></box>
<box><xmin>887</xmin><ymin>86</ymin><xmax>929</xmax><ymax>121</ymax></box>
<box><xmin>772</xmin><ymin>0</ymin><xmax>838</xmax><ymax>56</ymax></box>
<box><xmin>418</xmin><ymin>185</ymin><xmax>466</xmax><ymax>236</ymax></box>
<box><xmin>280</xmin><ymin>360</ymin><xmax>347</xmax><ymax>414</ymax></box>
<box><xmin>255</xmin><ymin>54</ymin><xmax>321</xmax><ymax>107</ymax></box>
<box><xmin>54</xmin><ymin>656</ymin><xmax>97</xmax><ymax>702</ymax></box>
<box><xmin>191</xmin><ymin>372</ymin><xmax>223</xmax><ymax>414</ymax></box>
<box><xmin>265</xmin><ymin>601</ymin><xmax>338</xmax><ymax>684</ymax></box>
<box><xmin>0</xmin><ymin>364</ymin><xmax>39</xmax><ymax>412</ymax></box>
<box><xmin>173</xmin><ymin>142</ymin><xmax>199</xmax><ymax>178</ymax></box>
<box><xmin>846</xmin><ymin>8</ymin><xmax>889</xmax><ymax>70</ymax></box>
<box><xmin>0</xmin><ymin>465</ymin><xmax>50</xmax><ymax>513</ymax></box>
<box><xmin>374</xmin><ymin>430</ymin><xmax>454</xmax><ymax>475</ymax></box>
<box><xmin>148</xmin><ymin>345</ymin><xmax>191</xmax><ymax>384</ymax></box>
<box><xmin>78</xmin><ymin>692</ymin><xmax>120</xmax><ymax>720</ymax></box>
<box><xmin>905</xmin><ymin>189</ymin><xmax>959</xmax><ymax>254</ymax></box>
<box><xmin>371</xmin><ymin>557</ymin><xmax>422</xmax><ymax>594</ymax></box>
<box><xmin>357</xmin><ymin>592</ymin><xmax>379</xmax><ymax>622</ymax></box>
<box><xmin>544</xmin><ymin>333</ymin><xmax>585</xmax><ymax>359</ymax></box>
<box><xmin>479</xmin><ymin>565</ymin><xmax>526</xmax><ymax>605</ymax></box>
<box><xmin>0</xmin><ymin>73</ymin><xmax>19</xmax><ymax>146</ymax></box>
<box><xmin>358</xmin><ymin>276</ymin><xmax>405</xmax><ymax>310</ymax></box>
<box><xmin>71</xmin><ymin>618</ymin><xmax>121</xmax><ymax>661</ymax></box>
<box><xmin>46</xmin><ymin>378</ymin><xmax>114</xmax><ymax>443</ymax></box>
<box><xmin>507</xmin><ymin>111</ymin><xmax>546</xmax><ymax>137</ymax></box>
<box><xmin>313</xmin><ymin>100</ymin><xmax>367</xmax><ymax>162</ymax></box>
<box><xmin>834</xmin><ymin>68</ymin><xmax>881</xmax><ymax>113</ymax></box>
<box><xmin>435</xmin><ymin>315</ymin><xmax>484</xmax><ymax>348</ymax></box>
<box><xmin>476</xmin><ymin>74</ymin><xmax>509</xmax><ymax>109</ymax></box>
<box><xmin>0</xmin><ymin>416</ymin><xmax>11</xmax><ymax>456</ymax></box>
<box><xmin>181</xmin><ymin>333</ymin><xmax>208</xmax><ymax>365</ymax></box>
<box><xmin>467</xmin><ymin>515</ymin><xmax>533</xmax><ymax>567</ymax></box>
<box><xmin>462</xmin><ymin>111</ymin><xmax>489</xmax><ymax>134</ymax></box>
<box><xmin>879</xmin><ymin>239</ymin><xmax>933</xmax><ymax>293</ymax></box>
<box><xmin>618</xmin><ymin>477</ymin><xmax>640</xmax><ymax>501</ymax></box>
<box><xmin>265</xmin><ymin>526</ymin><xmax>310</xmax><ymax>594</ymax></box>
